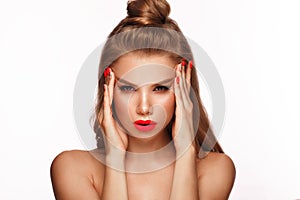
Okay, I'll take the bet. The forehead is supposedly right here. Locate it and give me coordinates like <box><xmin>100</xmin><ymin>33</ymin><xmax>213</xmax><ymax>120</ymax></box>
<box><xmin>113</xmin><ymin>53</ymin><xmax>176</xmax><ymax>85</ymax></box>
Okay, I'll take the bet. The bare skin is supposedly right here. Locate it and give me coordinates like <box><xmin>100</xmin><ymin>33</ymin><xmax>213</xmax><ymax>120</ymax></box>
<box><xmin>51</xmin><ymin>150</ymin><xmax>235</xmax><ymax>200</ymax></box>
<box><xmin>51</xmin><ymin>54</ymin><xmax>235</xmax><ymax>199</ymax></box>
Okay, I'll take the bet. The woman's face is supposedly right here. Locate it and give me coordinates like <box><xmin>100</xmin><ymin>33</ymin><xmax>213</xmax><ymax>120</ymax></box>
<box><xmin>112</xmin><ymin>53</ymin><xmax>176</xmax><ymax>139</ymax></box>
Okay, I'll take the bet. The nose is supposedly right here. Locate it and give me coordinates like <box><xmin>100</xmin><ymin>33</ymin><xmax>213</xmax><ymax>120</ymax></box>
<box><xmin>135</xmin><ymin>89</ymin><xmax>153</xmax><ymax>116</ymax></box>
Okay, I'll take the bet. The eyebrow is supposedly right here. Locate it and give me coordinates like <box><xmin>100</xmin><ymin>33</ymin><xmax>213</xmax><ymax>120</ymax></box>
<box><xmin>115</xmin><ymin>76</ymin><xmax>174</xmax><ymax>87</ymax></box>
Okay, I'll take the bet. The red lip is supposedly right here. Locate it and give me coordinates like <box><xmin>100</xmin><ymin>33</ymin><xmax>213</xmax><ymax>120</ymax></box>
<box><xmin>134</xmin><ymin>120</ymin><xmax>156</xmax><ymax>125</ymax></box>
<box><xmin>134</xmin><ymin>120</ymin><xmax>157</xmax><ymax>132</ymax></box>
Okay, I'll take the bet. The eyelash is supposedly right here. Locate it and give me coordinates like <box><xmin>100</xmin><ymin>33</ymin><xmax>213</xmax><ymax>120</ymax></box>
<box><xmin>118</xmin><ymin>86</ymin><xmax>170</xmax><ymax>92</ymax></box>
<box><xmin>154</xmin><ymin>86</ymin><xmax>170</xmax><ymax>91</ymax></box>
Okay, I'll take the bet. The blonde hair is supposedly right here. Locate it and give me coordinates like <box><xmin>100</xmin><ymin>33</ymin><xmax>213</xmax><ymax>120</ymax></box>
<box><xmin>93</xmin><ymin>0</ymin><xmax>223</xmax><ymax>154</ymax></box>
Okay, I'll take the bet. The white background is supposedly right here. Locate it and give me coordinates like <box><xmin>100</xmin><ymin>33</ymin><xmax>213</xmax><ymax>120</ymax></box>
<box><xmin>0</xmin><ymin>0</ymin><xmax>299</xmax><ymax>199</ymax></box>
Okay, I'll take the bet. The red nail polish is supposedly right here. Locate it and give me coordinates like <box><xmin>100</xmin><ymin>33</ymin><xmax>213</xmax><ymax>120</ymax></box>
<box><xmin>189</xmin><ymin>61</ymin><xmax>193</xmax><ymax>69</ymax></box>
<box><xmin>181</xmin><ymin>60</ymin><xmax>186</xmax><ymax>67</ymax></box>
<box><xmin>107</xmin><ymin>67</ymin><xmax>111</xmax><ymax>76</ymax></box>
<box><xmin>104</xmin><ymin>68</ymin><xmax>107</xmax><ymax>78</ymax></box>
<box><xmin>104</xmin><ymin>67</ymin><xmax>111</xmax><ymax>78</ymax></box>
<box><xmin>176</xmin><ymin>76</ymin><xmax>180</xmax><ymax>84</ymax></box>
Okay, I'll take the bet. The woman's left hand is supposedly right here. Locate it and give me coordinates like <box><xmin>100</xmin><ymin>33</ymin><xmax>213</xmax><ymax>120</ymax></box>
<box><xmin>172</xmin><ymin>60</ymin><xmax>196</xmax><ymax>154</ymax></box>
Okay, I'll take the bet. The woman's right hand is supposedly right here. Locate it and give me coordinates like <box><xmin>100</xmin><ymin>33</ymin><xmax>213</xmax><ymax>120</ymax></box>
<box><xmin>98</xmin><ymin>68</ymin><xmax>128</xmax><ymax>155</ymax></box>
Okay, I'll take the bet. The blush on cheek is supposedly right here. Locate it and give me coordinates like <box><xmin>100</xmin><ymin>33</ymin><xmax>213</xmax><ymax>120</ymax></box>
<box><xmin>161</xmin><ymin>94</ymin><xmax>175</xmax><ymax>106</ymax></box>
<box><xmin>158</xmin><ymin>94</ymin><xmax>175</xmax><ymax>118</ymax></box>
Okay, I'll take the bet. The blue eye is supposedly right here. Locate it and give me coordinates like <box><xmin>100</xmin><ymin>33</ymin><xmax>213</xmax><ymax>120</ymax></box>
<box><xmin>154</xmin><ymin>86</ymin><xmax>169</xmax><ymax>91</ymax></box>
<box><xmin>119</xmin><ymin>85</ymin><xmax>135</xmax><ymax>92</ymax></box>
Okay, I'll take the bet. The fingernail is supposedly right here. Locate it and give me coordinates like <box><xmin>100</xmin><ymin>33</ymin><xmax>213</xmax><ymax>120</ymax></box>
<box><xmin>176</xmin><ymin>76</ymin><xmax>180</xmax><ymax>84</ymax></box>
<box><xmin>104</xmin><ymin>67</ymin><xmax>111</xmax><ymax>78</ymax></box>
<box><xmin>189</xmin><ymin>60</ymin><xmax>193</xmax><ymax>69</ymax></box>
<box><xmin>107</xmin><ymin>67</ymin><xmax>111</xmax><ymax>77</ymax></box>
<box><xmin>181</xmin><ymin>60</ymin><xmax>186</xmax><ymax>67</ymax></box>
<box><xmin>104</xmin><ymin>68</ymin><xmax>108</xmax><ymax>78</ymax></box>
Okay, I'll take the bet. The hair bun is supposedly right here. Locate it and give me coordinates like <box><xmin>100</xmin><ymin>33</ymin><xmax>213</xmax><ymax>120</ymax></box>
<box><xmin>127</xmin><ymin>0</ymin><xmax>171</xmax><ymax>25</ymax></box>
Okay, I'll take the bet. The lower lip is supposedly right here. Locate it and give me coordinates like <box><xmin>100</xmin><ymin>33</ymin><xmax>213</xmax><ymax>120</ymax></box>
<box><xmin>134</xmin><ymin>124</ymin><xmax>156</xmax><ymax>132</ymax></box>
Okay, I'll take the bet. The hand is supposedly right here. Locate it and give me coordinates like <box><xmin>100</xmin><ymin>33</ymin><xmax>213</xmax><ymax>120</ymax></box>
<box><xmin>98</xmin><ymin>69</ymin><xmax>128</xmax><ymax>155</ymax></box>
<box><xmin>172</xmin><ymin>61</ymin><xmax>196</xmax><ymax>154</ymax></box>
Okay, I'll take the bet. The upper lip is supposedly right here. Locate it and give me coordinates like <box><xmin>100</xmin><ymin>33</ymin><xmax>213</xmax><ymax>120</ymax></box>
<box><xmin>134</xmin><ymin>120</ymin><xmax>156</xmax><ymax>125</ymax></box>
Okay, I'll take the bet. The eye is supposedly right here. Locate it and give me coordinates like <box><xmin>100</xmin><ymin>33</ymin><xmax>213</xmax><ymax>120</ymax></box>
<box><xmin>119</xmin><ymin>85</ymin><xmax>135</xmax><ymax>92</ymax></box>
<box><xmin>154</xmin><ymin>86</ymin><xmax>169</xmax><ymax>92</ymax></box>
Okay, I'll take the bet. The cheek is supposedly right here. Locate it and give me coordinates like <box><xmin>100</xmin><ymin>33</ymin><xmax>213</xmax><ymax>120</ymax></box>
<box><xmin>157</xmin><ymin>93</ymin><xmax>175</xmax><ymax>117</ymax></box>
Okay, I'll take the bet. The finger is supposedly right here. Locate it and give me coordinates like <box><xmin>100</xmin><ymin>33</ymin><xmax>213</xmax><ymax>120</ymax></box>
<box><xmin>176</xmin><ymin>63</ymin><xmax>190</xmax><ymax>109</ymax></box>
<box><xmin>179</xmin><ymin>61</ymin><xmax>191</xmax><ymax>108</ymax></box>
<box><xmin>108</xmin><ymin>70</ymin><xmax>115</xmax><ymax>105</ymax></box>
<box><xmin>180</xmin><ymin>60</ymin><xmax>189</xmax><ymax>100</ymax></box>
<box><xmin>173</xmin><ymin>76</ymin><xmax>181</xmax><ymax>139</ymax></box>
<box><xmin>174</xmin><ymin>64</ymin><xmax>183</xmax><ymax>108</ymax></box>
<box><xmin>104</xmin><ymin>67</ymin><xmax>110</xmax><ymax>85</ymax></box>
<box><xmin>103</xmin><ymin>84</ymin><xmax>118</xmax><ymax>142</ymax></box>
<box><xmin>185</xmin><ymin>60</ymin><xmax>192</xmax><ymax>91</ymax></box>
<box><xmin>175</xmin><ymin>63</ymin><xmax>181</xmax><ymax>79</ymax></box>
<box><xmin>103</xmin><ymin>84</ymin><xmax>111</xmax><ymax>123</ymax></box>
<box><xmin>180</xmin><ymin>60</ymin><xmax>186</xmax><ymax>87</ymax></box>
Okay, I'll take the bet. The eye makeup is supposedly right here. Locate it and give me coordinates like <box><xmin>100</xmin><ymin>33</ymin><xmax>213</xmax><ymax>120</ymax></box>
<box><xmin>117</xmin><ymin>84</ymin><xmax>171</xmax><ymax>93</ymax></box>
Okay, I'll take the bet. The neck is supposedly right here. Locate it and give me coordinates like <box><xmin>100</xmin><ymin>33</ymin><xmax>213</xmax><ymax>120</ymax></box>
<box><xmin>125</xmin><ymin>131</ymin><xmax>176</xmax><ymax>173</ymax></box>
<box><xmin>127</xmin><ymin>130</ymin><xmax>171</xmax><ymax>153</ymax></box>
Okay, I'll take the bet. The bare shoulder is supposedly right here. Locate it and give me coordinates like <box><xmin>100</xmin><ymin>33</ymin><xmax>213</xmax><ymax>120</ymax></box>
<box><xmin>50</xmin><ymin>149</ymin><xmax>105</xmax><ymax>200</ymax></box>
<box><xmin>196</xmin><ymin>152</ymin><xmax>236</xmax><ymax>199</ymax></box>
<box><xmin>51</xmin><ymin>149</ymin><xmax>105</xmax><ymax>174</ymax></box>
<box><xmin>196</xmin><ymin>152</ymin><xmax>236</xmax><ymax>174</ymax></box>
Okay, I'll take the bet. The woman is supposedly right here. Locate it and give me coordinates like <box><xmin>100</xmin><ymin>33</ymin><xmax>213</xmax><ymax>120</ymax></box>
<box><xmin>51</xmin><ymin>0</ymin><xmax>235</xmax><ymax>199</ymax></box>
